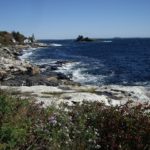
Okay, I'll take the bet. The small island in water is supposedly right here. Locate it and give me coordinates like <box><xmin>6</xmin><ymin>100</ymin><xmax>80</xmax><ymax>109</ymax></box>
<box><xmin>76</xmin><ymin>35</ymin><xmax>94</xmax><ymax>42</ymax></box>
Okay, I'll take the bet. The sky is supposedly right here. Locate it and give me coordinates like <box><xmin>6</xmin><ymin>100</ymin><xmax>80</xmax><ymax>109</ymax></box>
<box><xmin>0</xmin><ymin>0</ymin><xmax>150</xmax><ymax>39</ymax></box>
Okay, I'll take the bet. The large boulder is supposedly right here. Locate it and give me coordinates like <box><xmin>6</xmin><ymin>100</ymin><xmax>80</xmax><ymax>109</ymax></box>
<box><xmin>0</xmin><ymin>69</ymin><xmax>7</xmax><ymax>80</ymax></box>
<box><xmin>31</xmin><ymin>66</ymin><xmax>40</xmax><ymax>75</ymax></box>
<box><xmin>24</xmin><ymin>65</ymin><xmax>40</xmax><ymax>75</ymax></box>
<box><xmin>47</xmin><ymin>76</ymin><xmax>58</xmax><ymax>82</ymax></box>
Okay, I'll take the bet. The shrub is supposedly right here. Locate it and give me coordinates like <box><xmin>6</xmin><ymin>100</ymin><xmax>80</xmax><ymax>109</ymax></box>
<box><xmin>0</xmin><ymin>90</ymin><xmax>44</xmax><ymax>149</ymax></box>
<box><xmin>0</xmin><ymin>90</ymin><xmax>150</xmax><ymax>150</ymax></box>
<box><xmin>0</xmin><ymin>31</ymin><xmax>26</xmax><ymax>46</ymax></box>
<box><xmin>0</xmin><ymin>31</ymin><xmax>14</xmax><ymax>45</ymax></box>
<box><xmin>12</xmin><ymin>31</ymin><xmax>26</xmax><ymax>44</ymax></box>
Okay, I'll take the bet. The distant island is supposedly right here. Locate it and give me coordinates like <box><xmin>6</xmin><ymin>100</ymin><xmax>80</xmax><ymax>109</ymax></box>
<box><xmin>75</xmin><ymin>35</ymin><xmax>94</xmax><ymax>42</ymax></box>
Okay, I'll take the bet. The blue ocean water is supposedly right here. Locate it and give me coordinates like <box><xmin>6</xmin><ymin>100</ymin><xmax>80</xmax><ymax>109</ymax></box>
<box><xmin>24</xmin><ymin>38</ymin><xmax>150</xmax><ymax>86</ymax></box>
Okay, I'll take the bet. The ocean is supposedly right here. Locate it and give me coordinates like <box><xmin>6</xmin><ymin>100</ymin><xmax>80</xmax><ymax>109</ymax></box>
<box><xmin>21</xmin><ymin>38</ymin><xmax>150</xmax><ymax>86</ymax></box>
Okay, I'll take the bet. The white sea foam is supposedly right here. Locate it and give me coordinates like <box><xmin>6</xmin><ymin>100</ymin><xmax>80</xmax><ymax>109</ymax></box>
<box><xmin>34</xmin><ymin>59</ymin><xmax>58</xmax><ymax>66</ymax></box>
<box><xmin>29</xmin><ymin>47</ymin><xmax>37</xmax><ymax>50</ymax></box>
<box><xmin>102</xmin><ymin>40</ymin><xmax>112</xmax><ymax>43</ymax></box>
<box><xmin>50</xmin><ymin>43</ymin><xmax>62</xmax><ymax>47</ymax></box>
<box><xmin>55</xmin><ymin>62</ymin><xmax>80</xmax><ymax>78</ymax></box>
<box><xmin>72</xmin><ymin>69</ymin><xmax>98</xmax><ymax>83</ymax></box>
<box><xmin>55</xmin><ymin>61</ymin><xmax>107</xmax><ymax>85</ymax></box>
<box><xmin>19</xmin><ymin>51</ymin><xmax>33</xmax><ymax>60</ymax></box>
<box><xmin>19</xmin><ymin>47</ymin><xmax>41</xmax><ymax>61</ymax></box>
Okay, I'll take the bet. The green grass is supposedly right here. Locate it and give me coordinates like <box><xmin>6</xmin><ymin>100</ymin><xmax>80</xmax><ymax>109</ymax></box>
<box><xmin>0</xmin><ymin>89</ymin><xmax>150</xmax><ymax>150</ymax></box>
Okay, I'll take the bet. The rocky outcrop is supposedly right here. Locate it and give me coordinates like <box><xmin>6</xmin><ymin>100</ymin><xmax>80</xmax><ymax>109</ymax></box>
<box><xmin>0</xmin><ymin>69</ymin><xmax>7</xmax><ymax>80</ymax></box>
<box><xmin>0</xmin><ymin>47</ymin><xmax>19</xmax><ymax>58</ymax></box>
<box><xmin>0</xmin><ymin>44</ymin><xmax>77</xmax><ymax>87</ymax></box>
<box><xmin>0</xmin><ymin>57</ymin><xmax>39</xmax><ymax>74</ymax></box>
<box><xmin>0</xmin><ymin>31</ymin><xmax>70</xmax><ymax>86</ymax></box>
<box><xmin>0</xmin><ymin>46</ymin><xmax>41</xmax><ymax>83</ymax></box>
<box><xmin>76</xmin><ymin>35</ymin><xmax>94</xmax><ymax>42</ymax></box>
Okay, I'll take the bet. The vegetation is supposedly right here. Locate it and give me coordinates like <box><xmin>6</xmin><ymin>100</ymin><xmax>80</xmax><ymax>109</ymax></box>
<box><xmin>12</xmin><ymin>31</ymin><xmax>26</xmax><ymax>44</ymax></box>
<box><xmin>0</xmin><ymin>31</ymin><xmax>14</xmax><ymax>46</ymax></box>
<box><xmin>0</xmin><ymin>90</ymin><xmax>150</xmax><ymax>150</ymax></box>
<box><xmin>0</xmin><ymin>31</ymin><xmax>34</xmax><ymax>46</ymax></box>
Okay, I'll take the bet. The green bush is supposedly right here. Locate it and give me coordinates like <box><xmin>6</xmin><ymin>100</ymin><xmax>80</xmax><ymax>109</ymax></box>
<box><xmin>12</xmin><ymin>31</ymin><xmax>26</xmax><ymax>44</ymax></box>
<box><xmin>0</xmin><ymin>90</ymin><xmax>150</xmax><ymax>150</ymax></box>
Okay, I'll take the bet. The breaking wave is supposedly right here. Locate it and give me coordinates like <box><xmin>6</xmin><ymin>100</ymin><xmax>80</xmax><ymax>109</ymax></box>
<box><xmin>50</xmin><ymin>43</ymin><xmax>62</xmax><ymax>47</ymax></box>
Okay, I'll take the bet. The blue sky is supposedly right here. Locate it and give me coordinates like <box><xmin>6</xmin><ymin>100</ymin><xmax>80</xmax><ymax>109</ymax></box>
<box><xmin>0</xmin><ymin>0</ymin><xmax>150</xmax><ymax>39</ymax></box>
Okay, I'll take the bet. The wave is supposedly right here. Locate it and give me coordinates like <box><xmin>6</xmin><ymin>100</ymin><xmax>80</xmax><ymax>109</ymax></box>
<box><xmin>72</xmin><ymin>68</ymin><xmax>100</xmax><ymax>84</ymax></box>
<box><xmin>19</xmin><ymin>51</ymin><xmax>33</xmax><ymax>60</ymax></box>
<box><xmin>34</xmin><ymin>59</ymin><xmax>58</xmax><ymax>66</ymax></box>
<box><xmin>50</xmin><ymin>43</ymin><xmax>62</xmax><ymax>47</ymax></box>
<box><xmin>102</xmin><ymin>40</ymin><xmax>112</xmax><ymax>43</ymax></box>
<box><xmin>19</xmin><ymin>47</ymin><xmax>41</xmax><ymax>61</ymax></box>
<box><xmin>29</xmin><ymin>47</ymin><xmax>37</xmax><ymax>50</ymax></box>
<box><xmin>55</xmin><ymin>61</ymin><xmax>111</xmax><ymax>85</ymax></box>
<box><xmin>55</xmin><ymin>62</ymin><xmax>80</xmax><ymax>75</ymax></box>
<box><xmin>55</xmin><ymin>61</ymin><xmax>150</xmax><ymax>87</ymax></box>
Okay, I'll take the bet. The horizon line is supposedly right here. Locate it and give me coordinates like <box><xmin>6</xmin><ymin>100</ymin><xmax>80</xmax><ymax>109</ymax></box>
<box><xmin>37</xmin><ymin>37</ymin><xmax>150</xmax><ymax>40</ymax></box>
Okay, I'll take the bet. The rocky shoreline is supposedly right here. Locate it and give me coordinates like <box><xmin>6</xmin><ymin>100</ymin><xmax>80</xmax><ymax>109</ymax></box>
<box><xmin>0</xmin><ymin>44</ymin><xmax>80</xmax><ymax>87</ymax></box>
<box><xmin>0</xmin><ymin>42</ymin><xmax>150</xmax><ymax>107</ymax></box>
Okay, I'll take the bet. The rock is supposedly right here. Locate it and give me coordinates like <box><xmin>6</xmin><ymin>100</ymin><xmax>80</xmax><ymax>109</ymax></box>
<box><xmin>0</xmin><ymin>44</ymin><xmax>79</xmax><ymax>87</ymax></box>
<box><xmin>55</xmin><ymin>60</ymin><xmax>67</xmax><ymax>65</ymax></box>
<box><xmin>38</xmin><ymin>64</ymin><xmax>47</xmax><ymax>68</ymax></box>
<box><xmin>50</xmin><ymin>66</ymin><xmax>58</xmax><ymax>71</ymax></box>
<box><xmin>31</xmin><ymin>66</ymin><xmax>40</xmax><ymax>75</ymax></box>
<box><xmin>61</xmin><ymin>80</ymin><xmax>81</xmax><ymax>86</ymax></box>
<box><xmin>0</xmin><ymin>69</ymin><xmax>7</xmax><ymax>80</ymax></box>
<box><xmin>17</xmin><ymin>66</ymin><xmax>27</xmax><ymax>73</ymax></box>
<box><xmin>76</xmin><ymin>35</ymin><xmax>94</xmax><ymax>42</ymax></box>
<box><xmin>33</xmin><ymin>42</ymin><xmax>48</xmax><ymax>47</ymax></box>
<box><xmin>0</xmin><ymin>73</ymin><xmax>60</xmax><ymax>86</ymax></box>
<box><xmin>3</xmin><ymin>75</ymin><xmax>15</xmax><ymax>81</ymax></box>
<box><xmin>56</xmin><ymin>73</ymin><xmax>69</xmax><ymax>80</ymax></box>
<box><xmin>3</xmin><ymin>47</ymin><xmax>11</xmax><ymax>54</ymax></box>
<box><xmin>47</xmin><ymin>77</ymin><xmax>58</xmax><ymax>82</ymax></box>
